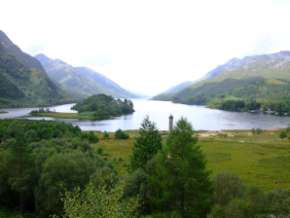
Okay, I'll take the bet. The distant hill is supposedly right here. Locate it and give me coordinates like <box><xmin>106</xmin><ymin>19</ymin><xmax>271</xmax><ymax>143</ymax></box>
<box><xmin>154</xmin><ymin>51</ymin><xmax>290</xmax><ymax>115</ymax></box>
<box><xmin>152</xmin><ymin>81</ymin><xmax>193</xmax><ymax>100</ymax></box>
<box><xmin>35</xmin><ymin>54</ymin><xmax>137</xmax><ymax>99</ymax></box>
<box><xmin>0</xmin><ymin>31</ymin><xmax>65</xmax><ymax>108</ymax></box>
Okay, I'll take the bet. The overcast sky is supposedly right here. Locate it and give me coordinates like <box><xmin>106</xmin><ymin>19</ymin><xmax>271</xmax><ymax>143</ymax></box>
<box><xmin>1</xmin><ymin>0</ymin><xmax>290</xmax><ymax>95</ymax></box>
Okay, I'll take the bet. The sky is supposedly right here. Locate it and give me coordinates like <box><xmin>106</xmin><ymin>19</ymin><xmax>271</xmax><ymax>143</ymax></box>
<box><xmin>1</xmin><ymin>0</ymin><xmax>290</xmax><ymax>96</ymax></box>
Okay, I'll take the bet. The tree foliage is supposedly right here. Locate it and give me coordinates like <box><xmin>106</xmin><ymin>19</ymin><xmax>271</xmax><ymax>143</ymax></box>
<box><xmin>0</xmin><ymin>120</ymin><xmax>114</xmax><ymax>217</ymax></box>
<box><xmin>72</xmin><ymin>94</ymin><xmax>134</xmax><ymax>120</ymax></box>
<box><xmin>58</xmin><ymin>182</ymin><xmax>138</xmax><ymax>218</ymax></box>
<box><xmin>130</xmin><ymin>116</ymin><xmax>162</xmax><ymax>171</ymax></box>
<box><xmin>146</xmin><ymin>118</ymin><xmax>213</xmax><ymax>218</ymax></box>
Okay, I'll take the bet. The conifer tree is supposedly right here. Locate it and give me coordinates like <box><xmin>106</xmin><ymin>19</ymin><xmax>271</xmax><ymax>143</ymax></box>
<box><xmin>130</xmin><ymin>116</ymin><xmax>162</xmax><ymax>171</ymax></box>
<box><xmin>147</xmin><ymin>118</ymin><xmax>213</xmax><ymax>218</ymax></box>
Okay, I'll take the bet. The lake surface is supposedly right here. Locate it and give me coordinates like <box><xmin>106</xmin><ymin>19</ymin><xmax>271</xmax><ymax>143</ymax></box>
<box><xmin>1</xmin><ymin>99</ymin><xmax>290</xmax><ymax>131</ymax></box>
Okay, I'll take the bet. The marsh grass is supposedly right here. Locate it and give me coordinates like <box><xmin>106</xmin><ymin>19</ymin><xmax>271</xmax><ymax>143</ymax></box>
<box><xmin>95</xmin><ymin>129</ymin><xmax>290</xmax><ymax>191</ymax></box>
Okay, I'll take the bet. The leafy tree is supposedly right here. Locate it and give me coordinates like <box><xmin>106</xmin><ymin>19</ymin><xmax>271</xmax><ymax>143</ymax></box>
<box><xmin>35</xmin><ymin>150</ymin><xmax>99</xmax><ymax>216</ymax></box>
<box><xmin>130</xmin><ymin>116</ymin><xmax>162</xmax><ymax>171</ymax></box>
<box><xmin>147</xmin><ymin>118</ymin><xmax>213</xmax><ymax>218</ymax></box>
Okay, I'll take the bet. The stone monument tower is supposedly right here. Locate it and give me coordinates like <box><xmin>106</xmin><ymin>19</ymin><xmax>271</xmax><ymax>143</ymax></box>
<box><xmin>169</xmin><ymin>114</ymin><xmax>173</xmax><ymax>131</ymax></box>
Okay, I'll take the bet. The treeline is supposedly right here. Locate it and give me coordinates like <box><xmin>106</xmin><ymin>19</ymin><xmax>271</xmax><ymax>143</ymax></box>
<box><xmin>167</xmin><ymin>77</ymin><xmax>290</xmax><ymax>116</ymax></box>
<box><xmin>72</xmin><ymin>94</ymin><xmax>134</xmax><ymax>120</ymax></box>
<box><xmin>209</xmin><ymin>97</ymin><xmax>290</xmax><ymax>115</ymax></box>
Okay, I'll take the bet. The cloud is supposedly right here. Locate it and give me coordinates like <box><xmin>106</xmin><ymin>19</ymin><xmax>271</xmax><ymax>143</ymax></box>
<box><xmin>1</xmin><ymin>0</ymin><xmax>290</xmax><ymax>95</ymax></box>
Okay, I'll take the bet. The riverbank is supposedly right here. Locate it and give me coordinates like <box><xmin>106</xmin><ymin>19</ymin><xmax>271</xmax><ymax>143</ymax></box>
<box><xmin>30</xmin><ymin>111</ymin><xmax>95</xmax><ymax>120</ymax></box>
<box><xmin>96</xmin><ymin>128</ymin><xmax>290</xmax><ymax>191</ymax></box>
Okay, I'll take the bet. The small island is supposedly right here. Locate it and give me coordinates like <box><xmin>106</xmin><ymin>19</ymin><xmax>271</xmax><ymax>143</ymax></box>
<box><xmin>0</xmin><ymin>111</ymin><xmax>7</xmax><ymax>114</ymax></box>
<box><xmin>31</xmin><ymin>94</ymin><xmax>135</xmax><ymax>120</ymax></box>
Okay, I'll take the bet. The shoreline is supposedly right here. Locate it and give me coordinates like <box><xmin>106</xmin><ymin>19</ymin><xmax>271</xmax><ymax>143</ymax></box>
<box><xmin>152</xmin><ymin>99</ymin><xmax>290</xmax><ymax>117</ymax></box>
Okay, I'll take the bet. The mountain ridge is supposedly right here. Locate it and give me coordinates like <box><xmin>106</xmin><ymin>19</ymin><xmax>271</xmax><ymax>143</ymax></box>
<box><xmin>153</xmin><ymin>51</ymin><xmax>290</xmax><ymax>115</ymax></box>
<box><xmin>0</xmin><ymin>31</ymin><xmax>66</xmax><ymax>108</ymax></box>
<box><xmin>35</xmin><ymin>54</ymin><xmax>137</xmax><ymax>99</ymax></box>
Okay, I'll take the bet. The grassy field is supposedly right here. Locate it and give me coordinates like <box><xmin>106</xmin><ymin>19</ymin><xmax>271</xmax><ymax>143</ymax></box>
<box><xmin>30</xmin><ymin>111</ymin><xmax>96</xmax><ymax>120</ymax></box>
<box><xmin>96</xmin><ymin>129</ymin><xmax>290</xmax><ymax>191</ymax></box>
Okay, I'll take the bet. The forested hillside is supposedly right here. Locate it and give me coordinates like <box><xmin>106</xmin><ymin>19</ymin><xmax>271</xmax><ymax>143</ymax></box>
<box><xmin>153</xmin><ymin>81</ymin><xmax>193</xmax><ymax>100</ymax></box>
<box><xmin>154</xmin><ymin>51</ymin><xmax>290</xmax><ymax>115</ymax></box>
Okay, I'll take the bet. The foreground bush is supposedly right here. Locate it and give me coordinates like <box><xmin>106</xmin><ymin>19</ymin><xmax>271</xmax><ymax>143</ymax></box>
<box><xmin>210</xmin><ymin>172</ymin><xmax>290</xmax><ymax>218</ymax></box>
<box><xmin>58</xmin><ymin>183</ymin><xmax>137</xmax><ymax>218</ymax></box>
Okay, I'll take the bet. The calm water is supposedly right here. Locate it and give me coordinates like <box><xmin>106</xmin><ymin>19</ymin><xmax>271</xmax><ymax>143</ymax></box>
<box><xmin>1</xmin><ymin>99</ymin><xmax>290</xmax><ymax>131</ymax></box>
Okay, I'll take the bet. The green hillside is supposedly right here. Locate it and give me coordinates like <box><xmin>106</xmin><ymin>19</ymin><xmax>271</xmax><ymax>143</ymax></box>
<box><xmin>0</xmin><ymin>31</ymin><xmax>66</xmax><ymax>108</ymax></box>
<box><xmin>155</xmin><ymin>51</ymin><xmax>290</xmax><ymax>115</ymax></box>
<box><xmin>152</xmin><ymin>81</ymin><xmax>193</xmax><ymax>100</ymax></box>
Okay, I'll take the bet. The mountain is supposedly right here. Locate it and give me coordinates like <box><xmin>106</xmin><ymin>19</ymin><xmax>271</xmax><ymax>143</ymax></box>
<box><xmin>0</xmin><ymin>31</ymin><xmax>65</xmax><ymax>108</ymax></box>
<box><xmin>152</xmin><ymin>81</ymin><xmax>193</xmax><ymax>100</ymax></box>
<box><xmin>154</xmin><ymin>51</ymin><xmax>290</xmax><ymax>115</ymax></box>
<box><xmin>35</xmin><ymin>54</ymin><xmax>137</xmax><ymax>99</ymax></box>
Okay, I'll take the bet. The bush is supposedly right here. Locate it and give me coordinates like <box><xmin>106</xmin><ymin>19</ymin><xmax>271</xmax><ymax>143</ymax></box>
<box><xmin>280</xmin><ymin>131</ymin><xmax>287</xmax><ymax>139</ymax></box>
<box><xmin>251</xmin><ymin>128</ymin><xmax>262</xmax><ymax>135</ymax></box>
<box><xmin>214</xmin><ymin>173</ymin><xmax>245</xmax><ymax>206</ymax></box>
<box><xmin>103</xmin><ymin>131</ymin><xmax>110</xmax><ymax>139</ymax></box>
<box><xmin>81</xmin><ymin>131</ymin><xmax>99</xmax><ymax>143</ymax></box>
<box><xmin>114</xmin><ymin>129</ymin><xmax>129</xmax><ymax>140</ymax></box>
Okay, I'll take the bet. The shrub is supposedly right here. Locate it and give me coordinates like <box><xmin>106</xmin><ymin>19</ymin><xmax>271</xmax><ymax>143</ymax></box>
<box><xmin>280</xmin><ymin>131</ymin><xmax>287</xmax><ymax>139</ymax></box>
<box><xmin>214</xmin><ymin>172</ymin><xmax>245</xmax><ymax>206</ymax></box>
<box><xmin>103</xmin><ymin>131</ymin><xmax>110</xmax><ymax>139</ymax></box>
<box><xmin>81</xmin><ymin>131</ymin><xmax>99</xmax><ymax>143</ymax></box>
<box><xmin>114</xmin><ymin>129</ymin><xmax>129</xmax><ymax>140</ymax></box>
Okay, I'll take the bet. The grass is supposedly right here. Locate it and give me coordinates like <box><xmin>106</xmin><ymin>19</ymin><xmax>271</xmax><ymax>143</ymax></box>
<box><xmin>30</xmin><ymin>112</ymin><xmax>96</xmax><ymax>120</ymax></box>
<box><xmin>95</xmin><ymin>129</ymin><xmax>290</xmax><ymax>191</ymax></box>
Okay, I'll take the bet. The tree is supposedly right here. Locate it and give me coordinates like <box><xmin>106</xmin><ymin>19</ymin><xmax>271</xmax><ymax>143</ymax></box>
<box><xmin>35</xmin><ymin>150</ymin><xmax>99</xmax><ymax>216</ymax></box>
<box><xmin>130</xmin><ymin>116</ymin><xmax>162</xmax><ymax>171</ymax></box>
<box><xmin>147</xmin><ymin>118</ymin><xmax>213</xmax><ymax>218</ymax></box>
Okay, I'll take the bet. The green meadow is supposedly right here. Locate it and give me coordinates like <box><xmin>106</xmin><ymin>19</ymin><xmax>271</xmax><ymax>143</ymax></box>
<box><xmin>96</xmin><ymin>129</ymin><xmax>290</xmax><ymax>191</ymax></box>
